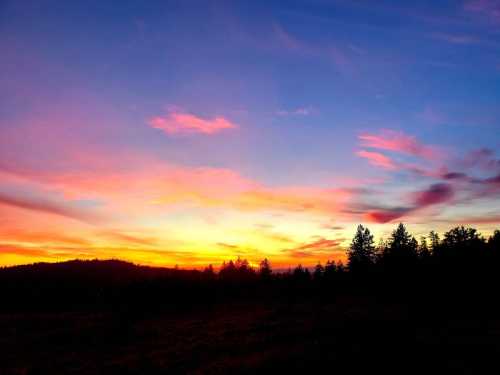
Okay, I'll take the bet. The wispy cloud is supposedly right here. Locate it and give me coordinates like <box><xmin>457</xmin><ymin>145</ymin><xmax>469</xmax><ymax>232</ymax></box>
<box><xmin>359</xmin><ymin>129</ymin><xmax>443</xmax><ymax>160</ymax></box>
<box><xmin>276</xmin><ymin>106</ymin><xmax>314</xmax><ymax>116</ymax></box>
<box><xmin>0</xmin><ymin>192</ymin><xmax>99</xmax><ymax>224</ymax></box>
<box><xmin>364</xmin><ymin>183</ymin><xmax>455</xmax><ymax>223</ymax></box>
<box><xmin>216</xmin><ymin>242</ymin><xmax>239</xmax><ymax>250</ymax></box>
<box><xmin>412</xmin><ymin>183</ymin><xmax>455</xmax><ymax>206</ymax></box>
<box><xmin>272</xmin><ymin>24</ymin><xmax>356</xmax><ymax>76</ymax></box>
<box><xmin>460</xmin><ymin>148</ymin><xmax>500</xmax><ymax>171</ymax></box>
<box><xmin>364</xmin><ymin>207</ymin><xmax>412</xmax><ymax>224</ymax></box>
<box><xmin>98</xmin><ymin>230</ymin><xmax>157</xmax><ymax>246</ymax></box>
<box><xmin>356</xmin><ymin>150</ymin><xmax>398</xmax><ymax>170</ymax></box>
<box><xmin>442</xmin><ymin>213</ymin><xmax>500</xmax><ymax>225</ymax></box>
<box><xmin>149</xmin><ymin>111</ymin><xmax>238</xmax><ymax>135</ymax></box>
<box><xmin>2</xmin><ymin>150</ymin><xmax>355</xmax><ymax>220</ymax></box>
<box><xmin>430</xmin><ymin>32</ymin><xmax>480</xmax><ymax>45</ymax></box>
<box><xmin>464</xmin><ymin>0</ymin><xmax>500</xmax><ymax>22</ymax></box>
<box><xmin>284</xmin><ymin>237</ymin><xmax>345</xmax><ymax>258</ymax></box>
<box><xmin>0</xmin><ymin>230</ymin><xmax>91</xmax><ymax>246</ymax></box>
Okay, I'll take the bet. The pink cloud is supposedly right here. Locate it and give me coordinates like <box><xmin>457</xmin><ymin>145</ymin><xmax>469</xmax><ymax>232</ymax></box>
<box><xmin>364</xmin><ymin>183</ymin><xmax>455</xmax><ymax>224</ymax></box>
<box><xmin>359</xmin><ymin>129</ymin><xmax>443</xmax><ymax>160</ymax></box>
<box><xmin>461</xmin><ymin>148</ymin><xmax>500</xmax><ymax>171</ymax></box>
<box><xmin>149</xmin><ymin>111</ymin><xmax>237</xmax><ymax>135</ymax></box>
<box><xmin>356</xmin><ymin>150</ymin><xmax>398</xmax><ymax>170</ymax></box>
<box><xmin>1</xmin><ymin>149</ymin><xmax>356</xmax><ymax>219</ymax></box>
<box><xmin>413</xmin><ymin>183</ymin><xmax>454</xmax><ymax>206</ymax></box>
<box><xmin>364</xmin><ymin>208</ymin><xmax>410</xmax><ymax>224</ymax></box>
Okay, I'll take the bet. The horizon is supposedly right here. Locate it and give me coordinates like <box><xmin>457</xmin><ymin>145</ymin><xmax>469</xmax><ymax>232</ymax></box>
<box><xmin>0</xmin><ymin>223</ymin><xmax>497</xmax><ymax>269</ymax></box>
<box><xmin>1</xmin><ymin>0</ymin><xmax>500</xmax><ymax>268</ymax></box>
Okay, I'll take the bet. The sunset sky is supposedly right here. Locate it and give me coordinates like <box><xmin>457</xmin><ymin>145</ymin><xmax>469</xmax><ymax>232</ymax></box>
<box><xmin>1</xmin><ymin>0</ymin><xmax>500</xmax><ymax>268</ymax></box>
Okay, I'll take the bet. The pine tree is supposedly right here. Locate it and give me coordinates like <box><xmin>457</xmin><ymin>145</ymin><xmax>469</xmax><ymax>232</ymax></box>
<box><xmin>488</xmin><ymin>230</ymin><xmax>500</xmax><ymax>251</ymax></box>
<box><xmin>383</xmin><ymin>223</ymin><xmax>418</xmax><ymax>266</ymax></box>
<box><xmin>259</xmin><ymin>258</ymin><xmax>272</xmax><ymax>279</ymax></box>
<box><xmin>313</xmin><ymin>262</ymin><xmax>324</xmax><ymax>281</ymax></box>
<box><xmin>324</xmin><ymin>260</ymin><xmax>337</xmax><ymax>281</ymax></box>
<box><xmin>429</xmin><ymin>231</ymin><xmax>440</xmax><ymax>254</ymax></box>
<box><xmin>347</xmin><ymin>224</ymin><xmax>376</xmax><ymax>273</ymax></box>
<box><xmin>419</xmin><ymin>236</ymin><xmax>430</xmax><ymax>259</ymax></box>
<box><xmin>203</xmin><ymin>264</ymin><xmax>215</xmax><ymax>279</ymax></box>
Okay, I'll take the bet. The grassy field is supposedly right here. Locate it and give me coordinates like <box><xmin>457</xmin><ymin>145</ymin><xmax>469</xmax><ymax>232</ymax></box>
<box><xmin>3</xmin><ymin>294</ymin><xmax>500</xmax><ymax>374</ymax></box>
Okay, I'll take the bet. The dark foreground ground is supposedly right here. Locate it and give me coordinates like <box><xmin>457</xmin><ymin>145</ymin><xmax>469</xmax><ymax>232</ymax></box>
<box><xmin>3</xmin><ymin>295</ymin><xmax>500</xmax><ymax>374</ymax></box>
<box><xmin>3</xmin><ymin>259</ymin><xmax>500</xmax><ymax>374</ymax></box>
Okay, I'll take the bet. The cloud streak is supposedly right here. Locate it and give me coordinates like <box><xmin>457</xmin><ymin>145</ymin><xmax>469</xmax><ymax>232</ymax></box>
<box><xmin>149</xmin><ymin>111</ymin><xmax>237</xmax><ymax>135</ymax></box>
<box><xmin>364</xmin><ymin>183</ymin><xmax>455</xmax><ymax>223</ymax></box>
<box><xmin>359</xmin><ymin>129</ymin><xmax>443</xmax><ymax>160</ymax></box>
<box><xmin>284</xmin><ymin>237</ymin><xmax>345</xmax><ymax>258</ymax></box>
<box><xmin>356</xmin><ymin>150</ymin><xmax>398</xmax><ymax>170</ymax></box>
<box><xmin>464</xmin><ymin>0</ymin><xmax>500</xmax><ymax>22</ymax></box>
<box><xmin>430</xmin><ymin>32</ymin><xmax>480</xmax><ymax>45</ymax></box>
<box><xmin>0</xmin><ymin>192</ymin><xmax>99</xmax><ymax>224</ymax></box>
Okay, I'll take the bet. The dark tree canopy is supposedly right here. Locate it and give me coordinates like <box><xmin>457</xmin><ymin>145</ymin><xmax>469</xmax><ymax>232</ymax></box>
<box><xmin>382</xmin><ymin>223</ymin><xmax>418</xmax><ymax>265</ymax></box>
<box><xmin>347</xmin><ymin>224</ymin><xmax>376</xmax><ymax>272</ymax></box>
<box><xmin>259</xmin><ymin>258</ymin><xmax>272</xmax><ymax>279</ymax></box>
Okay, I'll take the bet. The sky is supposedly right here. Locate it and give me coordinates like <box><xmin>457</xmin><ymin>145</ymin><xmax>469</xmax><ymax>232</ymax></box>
<box><xmin>1</xmin><ymin>0</ymin><xmax>500</xmax><ymax>268</ymax></box>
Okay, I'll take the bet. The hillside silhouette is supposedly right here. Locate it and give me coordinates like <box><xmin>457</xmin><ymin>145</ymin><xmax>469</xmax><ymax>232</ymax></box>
<box><xmin>2</xmin><ymin>224</ymin><xmax>500</xmax><ymax>374</ymax></box>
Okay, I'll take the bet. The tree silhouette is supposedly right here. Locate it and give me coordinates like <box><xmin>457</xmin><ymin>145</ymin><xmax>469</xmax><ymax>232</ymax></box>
<box><xmin>382</xmin><ymin>223</ymin><xmax>418</xmax><ymax>268</ymax></box>
<box><xmin>293</xmin><ymin>264</ymin><xmax>311</xmax><ymax>282</ymax></box>
<box><xmin>443</xmin><ymin>226</ymin><xmax>482</xmax><ymax>247</ymax></box>
<box><xmin>429</xmin><ymin>230</ymin><xmax>440</xmax><ymax>254</ymax></box>
<box><xmin>203</xmin><ymin>264</ymin><xmax>215</xmax><ymax>279</ymax></box>
<box><xmin>324</xmin><ymin>260</ymin><xmax>337</xmax><ymax>281</ymax></box>
<box><xmin>218</xmin><ymin>258</ymin><xmax>257</xmax><ymax>281</ymax></box>
<box><xmin>488</xmin><ymin>230</ymin><xmax>500</xmax><ymax>250</ymax></box>
<box><xmin>438</xmin><ymin>226</ymin><xmax>485</xmax><ymax>262</ymax></box>
<box><xmin>259</xmin><ymin>258</ymin><xmax>272</xmax><ymax>280</ymax></box>
<box><xmin>418</xmin><ymin>236</ymin><xmax>430</xmax><ymax>259</ymax></box>
<box><xmin>313</xmin><ymin>262</ymin><xmax>324</xmax><ymax>281</ymax></box>
<box><xmin>347</xmin><ymin>224</ymin><xmax>376</xmax><ymax>273</ymax></box>
<box><xmin>336</xmin><ymin>261</ymin><xmax>345</xmax><ymax>274</ymax></box>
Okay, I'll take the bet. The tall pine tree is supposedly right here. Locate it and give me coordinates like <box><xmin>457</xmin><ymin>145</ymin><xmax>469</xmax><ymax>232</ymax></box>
<box><xmin>347</xmin><ymin>224</ymin><xmax>376</xmax><ymax>273</ymax></box>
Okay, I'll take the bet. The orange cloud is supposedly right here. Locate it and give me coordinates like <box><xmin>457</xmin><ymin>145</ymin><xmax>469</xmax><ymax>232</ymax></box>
<box><xmin>149</xmin><ymin>111</ymin><xmax>237</xmax><ymax>135</ymax></box>
<box><xmin>284</xmin><ymin>237</ymin><xmax>345</xmax><ymax>259</ymax></box>
<box><xmin>0</xmin><ymin>230</ymin><xmax>91</xmax><ymax>246</ymax></box>
<box><xmin>234</xmin><ymin>187</ymin><xmax>351</xmax><ymax>215</ymax></box>
<box><xmin>98</xmin><ymin>231</ymin><xmax>158</xmax><ymax>246</ymax></box>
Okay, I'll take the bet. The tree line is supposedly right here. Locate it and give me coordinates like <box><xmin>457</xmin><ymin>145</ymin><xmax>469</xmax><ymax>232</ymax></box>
<box><xmin>204</xmin><ymin>224</ymin><xmax>500</xmax><ymax>283</ymax></box>
<box><xmin>2</xmin><ymin>223</ymin><xmax>500</xmax><ymax>312</ymax></box>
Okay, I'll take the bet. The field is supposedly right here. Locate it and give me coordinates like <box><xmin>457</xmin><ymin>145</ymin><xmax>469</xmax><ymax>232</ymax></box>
<box><xmin>3</xmin><ymin>293</ymin><xmax>500</xmax><ymax>374</ymax></box>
